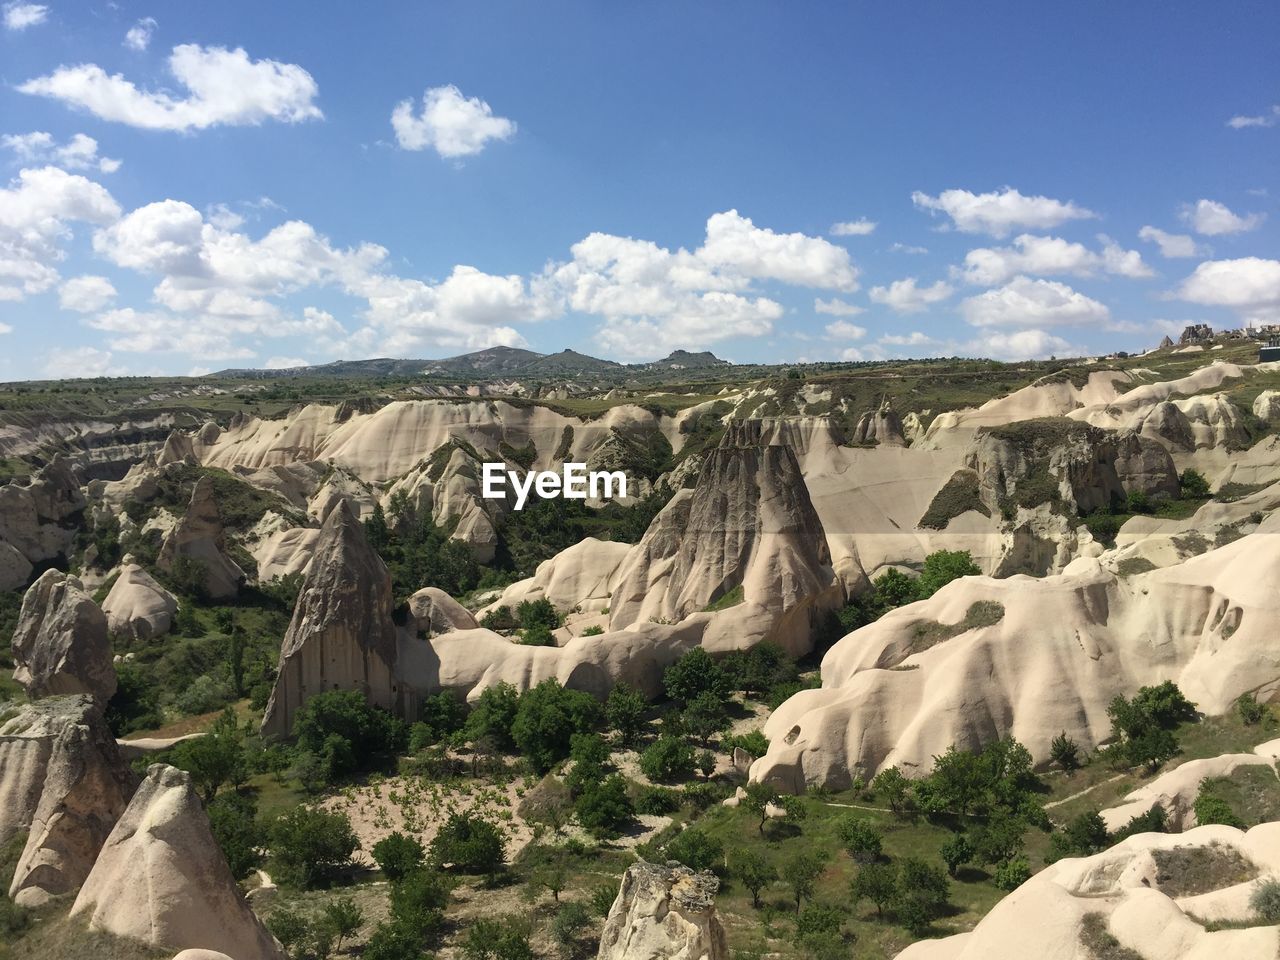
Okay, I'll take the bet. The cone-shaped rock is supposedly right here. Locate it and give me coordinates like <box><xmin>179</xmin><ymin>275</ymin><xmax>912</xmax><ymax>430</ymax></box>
<box><xmin>12</xmin><ymin>569</ymin><xmax>116</xmax><ymax>703</ymax></box>
<box><xmin>260</xmin><ymin>500</ymin><xmax>400</xmax><ymax>738</ymax></box>
<box><xmin>157</xmin><ymin>476</ymin><xmax>245</xmax><ymax>600</ymax></box>
<box><xmin>0</xmin><ymin>695</ymin><xmax>136</xmax><ymax>907</ymax></box>
<box><xmin>597</xmin><ymin>861</ymin><xmax>728</xmax><ymax>960</ymax></box>
<box><xmin>71</xmin><ymin>764</ymin><xmax>285</xmax><ymax>960</ymax></box>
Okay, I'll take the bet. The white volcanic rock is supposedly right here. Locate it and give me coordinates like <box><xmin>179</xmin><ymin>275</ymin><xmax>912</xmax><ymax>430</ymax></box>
<box><xmin>852</xmin><ymin>402</ymin><xmax>907</xmax><ymax>447</ymax></box>
<box><xmin>1254</xmin><ymin>390</ymin><xmax>1280</xmax><ymax>422</ymax></box>
<box><xmin>430</xmin><ymin>446</ymin><xmax>501</xmax><ymax>562</ymax></box>
<box><xmin>307</xmin><ymin>466</ymin><xmax>378</xmax><ymax>523</ymax></box>
<box><xmin>0</xmin><ymin>457</ymin><xmax>85</xmax><ymax>569</ymax></box>
<box><xmin>252</xmin><ymin>525</ymin><xmax>320</xmax><ymax>582</ymax></box>
<box><xmin>597</xmin><ymin>861</ymin><xmax>728</xmax><ymax>960</ymax></box>
<box><xmin>101</xmin><ymin>563</ymin><xmax>178</xmax><ymax>639</ymax></box>
<box><xmin>1100</xmin><ymin>750</ymin><xmax>1276</xmax><ymax>832</ymax></box>
<box><xmin>12</xmin><ymin>569</ymin><xmax>116</xmax><ymax>703</ymax></box>
<box><xmin>407</xmin><ymin>586</ymin><xmax>478</xmax><ymax>637</ymax></box>
<box><xmin>0</xmin><ymin>539</ymin><xmax>31</xmax><ymax>592</ymax></box>
<box><xmin>751</xmin><ymin>530</ymin><xmax>1280</xmax><ymax>791</ymax></box>
<box><xmin>261</xmin><ymin>500</ymin><xmax>401</xmax><ymax>738</ymax></box>
<box><xmin>0</xmin><ymin>695</ymin><xmax>136</xmax><ymax>907</ymax></box>
<box><xmin>482</xmin><ymin>538</ymin><xmax>632</xmax><ymax>616</ymax></box>
<box><xmin>157</xmin><ymin>476</ymin><xmax>245</xmax><ymax>600</ymax></box>
<box><xmin>72</xmin><ymin>764</ymin><xmax>285</xmax><ymax>960</ymax></box>
<box><xmin>156</xmin><ymin>430</ymin><xmax>196</xmax><ymax>466</ymax></box>
<box><xmin>895</xmin><ymin>824</ymin><xmax>1280</xmax><ymax>960</ymax></box>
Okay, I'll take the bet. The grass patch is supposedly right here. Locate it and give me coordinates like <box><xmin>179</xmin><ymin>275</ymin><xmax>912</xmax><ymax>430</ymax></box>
<box><xmin>919</xmin><ymin>469</ymin><xmax>989</xmax><ymax>529</ymax></box>
<box><xmin>1151</xmin><ymin>842</ymin><xmax>1256</xmax><ymax>898</ymax></box>
<box><xmin>1079</xmin><ymin>912</ymin><xmax>1144</xmax><ymax>960</ymax></box>
<box><xmin>907</xmin><ymin>601</ymin><xmax>1005</xmax><ymax>653</ymax></box>
<box><xmin>1198</xmin><ymin>767</ymin><xmax>1280</xmax><ymax>827</ymax></box>
<box><xmin>703</xmin><ymin>584</ymin><xmax>746</xmax><ymax>613</ymax></box>
<box><xmin>1115</xmin><ymin>557</ymin><xmax>1157</xmax><ymax>577</ymax></box>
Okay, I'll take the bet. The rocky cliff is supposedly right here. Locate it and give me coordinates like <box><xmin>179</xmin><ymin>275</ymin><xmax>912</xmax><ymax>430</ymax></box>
<box><xmin>157</xmin><ymin>475</ymin><xmax>245</xmax><ymax>600</ymax></box>
<box><xmin>597</xmin><ymin>862</ymin><xmax>728</xmax><ymax>960</ymax></box>
<box><xmin>12</xmin><ymin>569</ymin><xmax>117</xmax><ymax>703</ymax></box>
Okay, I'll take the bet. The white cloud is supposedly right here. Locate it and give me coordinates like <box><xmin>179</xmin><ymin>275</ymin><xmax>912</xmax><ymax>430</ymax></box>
<box><xmin>1138</xmin><ymin>225</ymin><xmax>1199</xmax><ymax>259</ymax></box>
<box><xmin>3</xmin><ymin>2</ymin><xmax>46</xmax><ymax>30</ymax></box>
<box><xmin>957</xmin><ymin>233</ymin><xmax>1152</xmax><ymax>286</ymax></box>
<box><xmin>391</xmin><ymin>84</ymin><xmax>515</xmax><ymax>158</ymax></box>
<box><xmin>824</xmin><ymin>319</ymin><xmax>867</xmax><ymax>340</ymax></box>
<box><xmin>814</xmin><ymin>297</ymin><xmax>864</xmax><ymax>316</ymax></box>
<box><xmin>2</xmin><ymin>132</ymin><xmax>121</xmax><ymax>174</ymax></box>
<box><xmin>19</xmin><ymin>44</ymin><xmax>323</xmax><ymax>132</ymax></box>
<box><xmin>1175</xmin><ymin>257</ymin><xmax>1280</xmax><ymax>324</ymax></box>
<box><xmin>974</xmin><ymin>329</ymin><xmax>1076</xmax><ymax>360</ymax></box>
<box><xmin>264</xmin><ymin>356</ymin><xmax>309</xmax><ymax>369</ymax></box>
<box><xmin>42</xmin><ymin>346</ymin><xmax>125</xmax><ymax>379</ymax></box>
<box><xmin>911</xmin><ymin>186</ymin><xmax>1096</xmax><ymax>237</ymax></box>
<box><xmin>1228</xmin><ymin>105</ymin><xmax>1280</xmax><ymax>129</ymax></box>
<box><xmin>878</xmin><ymin>331</ymin><xmax>936</xmax><ymax>348</ymax></box>
<box><xmin>830</xmin><ymin>218</ymin><xmax>877</xmax><ymax>237</ymax></box>
<box><xmin>0</xmin><ymin>166</ymin><xmax>120</xmax><ymax>302</ymax></box>
<box><xmin>58</xmin><ymin>275</ymin><xmax>116</xmax><ymax>312</ymax></box>
<box><xmin>868</xmin><ymin>277</ymin><xmax>953</xmax><ymax>313</ymax></box>
<box><xmin>1181</xmin><ymin>199</ymin><xmax>1264</xmax><ymax>236</ymax></box>
<box><xmin>960</xmin><ymin>276</ymin><xmax>1110</xmax><ymax>328</ymax></box>
<box><xmin>124</xmin><ymin>17</ymin><xmax>156</xmax><ymax>51</ymax></box>
<box><xmin>889</xmin><ymin>242</ymin><xmax>928</xmax><ymax>255</ymax></box>
<box><xmin>698</xmin><ymin>210</ymin><xmax>859</xmax><ymax>290</ymax></box>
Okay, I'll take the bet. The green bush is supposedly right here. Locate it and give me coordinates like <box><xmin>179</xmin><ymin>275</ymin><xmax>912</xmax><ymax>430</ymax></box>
<box><xmin>1252</xmin><ymin>878</ymin><xmax>1280</xmax><ymax>923</ymax></box>
<box><xmin>511</xmin><ymin>679</ymin><xmax>602</xmax><ymax>774</ymax></box>
<box><xmin>293</xmin><ymin>690</ymin><xmax>408</xmax><ymax>782</ymax></box>
<box><xmin>389</xmin><ymin>867</ymin><xmax>451</xmax><ymax>943</ymax></box>
<box><xmin>836</xmin><ymin>816</ymin><xmax>882</xmax><ymax>864</ymax></box>
<box><xmin>574</xmin><ymin>774</ymin><xmax>634</xmax><ymax>837</ymax></box>
<box><xmin>516</xmin><ymin>597</ymin><xmax>561</xmax><ymax>630</ymax></box>
<box><xmin>605</xmin><ymin>683</ymin><xmax>649</xmax><ymax>745</ymax></box>
<box><xmin>640</xmin><ymin>736</ymin><xmax>696</xmax><ymax>783</ymax></box>
<box><xmin>664</xmin><ymin>827</ymin><xmax>724</xmax><ymax>872</ymax></box>
<box><xmin>993</xmin><ymin>857</ymin><xmax>1031</xmax><ymax>890</ymax></box>
<box><xmin>372</xmin><ymin>831</ymin><xmax>426</xmax><ymax>881</ymax></box>
<box><xmin>466</xmin><ymin>682</ymin><xmax>520</xmax><ymax>750</ymax></box>
<box><xmin>1180</xmin><ymin>469</ymin><xmax>1210</xmax><ymax>499</ymax></box>
<box><xmin>663</xmin><ymin>647</ymin><xmax>729</xmax><ymax>705</ymax></box>
<box><xmin>268</xmin><ymin>807</ymin><xmax>359</xmax><ymax>889</ymax></box>
<box><xmin>431</xmin><ymin>814</ymin><xmax>506</xmax><ymax>877</ymax></box>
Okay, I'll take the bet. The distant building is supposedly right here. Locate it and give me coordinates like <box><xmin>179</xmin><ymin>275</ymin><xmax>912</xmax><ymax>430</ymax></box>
<box><xmin>1250</xmin><ymin>324</ymin><xmax>1280</xmax><ymax>341</ymax></box>
<box><xmin>1179</xmin><ymin>323</ymin><xmax>1214</xmax><ymax>344</ymax></box>
<box><xmin>1158</xmin><ymin>335</ymin><xmax>1174</xmax><ymax>350</ymax></box>
<box><xmin>1262</xmin><ymin>340</ymin><xmax>1280</xmax><ymax>363</ymax></box>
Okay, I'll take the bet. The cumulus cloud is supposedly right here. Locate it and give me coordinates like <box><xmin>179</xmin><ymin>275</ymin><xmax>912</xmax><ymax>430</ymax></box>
<box><xmin>264</xmin><ymin>356</ymin><xmax>309</xmax><ymax>369</ymax></box>
<box><xmin>124</xmin><ymin>17</ymin><xmax>157</xmax><ymax>51</ymax></box>
<box><xmin>824</xmin><ymin>319</ymin><xmax>868</xmax><ymax>340</ymax></box>
<box><xmin>3</xmin><ymin>2</ymin><xmax>46</xmax><ymax>30</ymax></box>
<box><xmin>1181</xmin><ymin>199</ymin><xmax>1264</xmax><ymax>236</ymax></box>
<box><xmin>0</xmin><ymin>166</ymin><xmax>120</xmax><ymax>302</ymax></box>
<box><xmin>957</xmin><ymin>234</ymin><xmax>1152</xmax><ymax>286</ymax></box>
<box><xmin>2</xmin><ymin>131</ymin><xmax>120</xmax><ymax>173</ymax></box>
<box><xmin>868</xmin><ymin>277</ymin><xmax>953</xmax><ymax>313</ymax></box>
<box><xmin>1228</xmin><ymin>105</ymin><xmax>1280</xmax><ymax>129</ymax></box>
<box><xmin>960</xmin><ymin>276</ymin><xmax>1110</xmax><ymax>328</ymax></box>
<box><xmin>19</xmin><ymin>44</ymin><xmax>323</xmax><ymax>131</ymax></box>
<box><xmin>830</xmin><ymin>218</ymin><xmax>876</xmax><ymax>236</ymax></box>
<box><xmin>1138</xmin><ymin>225</ymin><xmax>1199</xmax><ymax>259</ymax></box>
<box><xmin>1175</xmin><ymin>257</ymin><xmax>1280</xmax><ymax>325</ymax></box>
<box><xmin>911</xmin><ymin>186</ymin><xmax>1096</xmax><ymax>237</ymax></box>
<box><xmin>42</xmin><ymin>345</ymin><xmax>125</xmax><ymax>378</ymax></box>
<box><xmin>814</xmin><ymin>297</ymin><xmax>864</xmax><ymax>316</ymax></box>
<box><xmin>974</xmin><ymin>329</ymin><xmax>1076</xmax><ymax>360</ymax></box>
<box><xmin>889</xmin><ymin>242</ymin><xmax>928</xmax><ymax>255</ymax></box>
<box><xmin>58</xmin><ymin>275</ymin><xmax>116</xmax><ymax>312</ymax></box>
<box><xmin>391</xmin><ymin>85</ymin><xmax>515</xmax><ymax>158</ymax></box>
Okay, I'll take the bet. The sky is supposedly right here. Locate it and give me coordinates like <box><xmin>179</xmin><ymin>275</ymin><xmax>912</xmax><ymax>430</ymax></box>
<box><xmin>0</xmin><ymin>1</ymin><xmax>1278</xmax><ymax>379</ymax></box>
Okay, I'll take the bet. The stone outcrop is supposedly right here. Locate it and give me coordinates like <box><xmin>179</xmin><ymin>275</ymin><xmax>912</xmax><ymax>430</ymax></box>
<box><xmin>157</xmin><ymin>476</ymin><xmax>245</xmax><ymax>600</ymax></box>
<box><xmin>407</xmin><ymin>586</ymin><xmax>479</xmax><ymax>637</ymax></box>
<box><xmin>72</xmin><ymin>764</ymin><xmax>286</xmax><ymax>960</ymax></box>
<box><xmin>481</xmin><ymin>538</ymin><xmax>633</xmax><ymax>618</ymax></box>
<box><xmin>0</xmin><ymin>456</ymin><xmax>85</xmax><ymax>585</ymax></box>
<box><xmin>12</xmin><ymin>569</ymin><xmax>116</xmax><ymax>703</ymax></box>
<box><xmin>430</xmin><ymin>446</ymin><xmax>501</xmax><ymax>562</ymax></box>
<box><xmin>260</xmin><ymin>501</ymin><xmax>401</xmax><ymax>738</ymax></box>
<box><xmin>597</xmin><ymin>861</ymin><xmax>728</xmax><ymax>960</ymax></box>
<box><xmin>852</xmin><ymin>401</ymin><xmax>907</xmax><ymax>447</ymax></box>
<box><xmin>608</xmin><ymin>422</ymin><xmax>837</xmax><ymax>654</ymax></box>
<box><xmin>0</xmin><ymin>695</ymin><xmax>136</xmax><ymax>907</ymax></box>
<box><xmin>101</xmin><ymin>562</ymin><xmax>178</xmax><ymax>639</ymax></box>
<box><xmin>896</xmin><ymin>824</ymin><xmax>1280</xmax><ymax>960</ymax></box>
<box><xmin>1134</xmin><ymin>394</ymin><xmax>1250</xmax><ymax>451</ymax></box>
<box><xmin>1255</xmin><ymin>390</ymin><xmax>1280</xmax><ymax>422</ymax></box>
<box><xmin>1113</xmin><ymin>430</ymin><xmax>1181</xmax><ymax>499</ymax></box>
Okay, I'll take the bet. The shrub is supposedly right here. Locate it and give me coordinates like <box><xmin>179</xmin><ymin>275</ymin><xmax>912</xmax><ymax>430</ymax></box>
<box><xmin>574</xmin><ymin>774</ymin><xmax>634</xmax><ymax>837</ymax></box>
<box><xmin>511</xmin><ymin>679</ymin><xmax>602</xmax><ymax>774</ymax></box>
<box><xmin>1238</xmin><ymin>692</ymin><xmax>1268</xmax><ymax>726</ymax></box>
<box><xmin>431</xmin><ymin>814</ymin><xmax>507</xmax><ymax>877</ymax></box>
<box><xmin>363</xmin><ymin>920</ymin><xmax>426</xmax><ymax>960</ymax></box>
<box><xmin>463</xmin><ymin>915</ymin><xmax>536</xmax><ymax>960</ymax></box>
<box><xmin>389</xmin><ymin>867</ymin><xmax>451</xmax><ymax>943</ymax></box>
<box><xmin>581</xmin><ymin>625</ymin><xmax>605</xmax><ymax>636</ymax></box>
<box><xmin>551</xmin><ymin>901</ymin><xmax>592</xmax><ymax>951</ymax></box>
<box><xmin>372</xmin><ymin>831</ymin><xmax>426</xmax><ymax>881</ymax></box>
<box><xmin>415</xmin><ymin>690</ymin><xmax>469</xmax><ymax>745</ymax></box>
<box><xmin>206</xmin><ymin>791</ymin><xmax>263</xmax><ymax>880</ymax></box>
<box><xmin>836</xmin><ymin>816</ymin><xmax>882</xmax><ymax>864</ymax></box>
<box><xmin>725</xmin><ymin>729</ymin><xmax>769</xmax><ymax>759</ymax></box>
<box><xmin>293</xmin><ymin>690</ymin><xmax>408</xmax><ymax>781</ymax></box>
<box><xmin>939</xmin><ymin>833</ymin><xmax>973</xmax><ymax>877</ymax></box>
<box><xmin>268</xmin><ymin>807</ymin><xmax>358</xmax><ymax>889</ymax></box>
<box><xmin>1048</xmin><ymin>811</ymin><xmax>1109</xmax><ymax>863</ymax></box>
<box><xmin>1050</xmin><ymin>731</ymin><xmax>1082</xmax><ymax>771</ymax></box>
<box><xmin>175</xmin><ymin>673</ymin><xmax>235</xmax><ymax>716</ymax></box>
<box><xmin>519</xmin><ymin>622</ymin><xmax>557</xmax><ymax>646</ymax></box>
<box><xmin>466</xmin><ymin>682</ymin><xmax>521</xmax><ymax>750</ymax></box>
<box><xmin>849</xmin><ymin>861</ymin><xmax>898</xmax><ymax>918</ymax></box>
<box><xmin>322</xmin><ymin>897</ymin><xmax>364</xmax><ymax>952</ymax></box>
<box><xmin>605</xmin><ymin>684</ymin><xmax>648</xmax><ymax>746</ymax></box>
<box><xmin>664</xmin><ymin>827</ymin><xmax>724</xmax><ymax>872</ymax></box>
<box><xmin>663</xmin><ymin>647</ymin><xmax>729</xmax><ymax>706</ymax></box>
<box><xmin>634</xmin><ymin>786</ymin><xmax>681</xmax><ymax>815</ymax></box>
<box><xmin>1193</xmin><ymin>792</ymin><xmax>1245</xmax><ymax>829</ymax></box>
<box><xmin>1180</xmin><ymin>469</ymin><xmax>1210</xmax><ymax>499</ymax></box>
<box><xmin>916</xmin><ymin>549</ymin><xmax>980</xmax><ymax>599</ymax></box>
<box><xmin>1251</xmin><ymin>878</ymin><xmax>1280</xmax><ymax>923</ymax></box>
<box><xmin>993</xmin><ymin>857</ymin><xmax>1031</xmax><ymax>890</ymax></box>
<box><xmin>640</xmin><ymin>736</ymin><xmax>696</xmax><ymax>783</ymax></box>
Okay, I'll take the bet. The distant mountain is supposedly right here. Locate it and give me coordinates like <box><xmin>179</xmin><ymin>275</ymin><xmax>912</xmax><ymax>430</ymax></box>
<box><xmin>646</xmin><ymin>350</ymin><xmax>730</xmax><ymax>369</ymax></box>
<box><xmin>420</xmin><ymin>346</ymin><xmax>546</xmax><ymax>376</ymax></box>
<box><xmin>522</xmin><ymin>349</ymin><xmax>623</xmax><ymax>375</ymax></box>
<box><xmin>213</xmin><ymin>345</ymin><xmax>627</xmax><ymax>380</ymax></box>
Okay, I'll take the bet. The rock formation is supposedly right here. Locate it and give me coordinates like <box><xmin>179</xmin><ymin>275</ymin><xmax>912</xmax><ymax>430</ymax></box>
<box><xmin>482</xmin><ymin>538</ymin><xmax>633</xmax><ymax>617</ymax></box>
<box><xmin>1113</xmin><ymin>430</ymin><xmax>1181</xmax><ymax>499</ymax></box>
<box><xmin>72</xmin><ymin>764</ymin><xmax>286</xmax><ymax>960</ymax></box>
<box><xmin>0</xmin><ymin>456</ymin><xmax>86</xmax><ymax>587</ymax></box>
<box><xmin>12</xmin><ymin>569</ymin><xmax>117</xmax><ymax>703</ymax></box>
<box><xmin>597</xmin><ymin>861</ymin><xmax>728</xmax><ymax>960</ymax></box>
<box><xmin>0</xmin><ymin>695</ymin><xmax>136</xmax><ymax>907</ymax></box>
<box><xmin>852</xmin><ymin>401</ymin><xmax>907</xmax><ymax>447</ymax></box>
<box><xmin>100</xmin><ymin>562</ymin><xmax>178</xmax><ymax>639</ymax></box>
<box><xmin>260</xmin><ymin>500</ymin><xmax>401</xmax><ymax>738</ymax></box>
<box><xmin>407</xmin><ymin>586</ymin><xmax>480</xmax><ymax>637</ymax></box>
<box><xmin>157</xmin><ymin>476</ymin><xmax>245</xmax><ymax>600</ymax></box>
<box><xmin>751</xmin><ymin>527</ymin><xmax>1280</xmax><ymax>791</ymax></box>
<box><xmin>1255</xmin><ymin>390</ymin><xmax>1280</xmax><ymax>422</ymax></box>
<box><xmin>896</xmin><ymin>824</ymin><xmax>1280</xmax><ymax>960</ymax></box>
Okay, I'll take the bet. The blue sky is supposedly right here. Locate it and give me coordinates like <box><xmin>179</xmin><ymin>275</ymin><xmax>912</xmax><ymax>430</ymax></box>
<box><xmin>0</xmin><ymin>0</ymin><xmax>1277</xmax><ymax>378</ymax></box>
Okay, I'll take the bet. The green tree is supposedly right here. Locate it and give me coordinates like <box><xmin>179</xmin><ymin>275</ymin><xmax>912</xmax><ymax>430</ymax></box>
<box><xmin>431</xmin><ymin>814</ymin><xmax>507</xmax><ymax>878</ymax></box>
<box><xmin>871</xmin><ymin>766</ymin><xmax>912</xmax><ymax>818</ymax></box>
<box><xmin>992</xmin><ymin>857</ymin><xmax>1031</xmax><ymax>891</ymax></box>
<box><xmin>1049</xmin><ymin>731</ymin><xmax>1082</xmax><ymax>772</ymax></box>
<box><xmin>169</xmin><ymin>708</ymin><xmax>247</xmax><ymax>802</ymax></box>
<box><xmin>293</xmin><ymin>690</ymin><xmax>408</xmax><ymax>781</ymax></box>
<box><xmin>268</xmin><ymin>807</ymin><xmax>359</xmax><ymax>889</ymax></box>
<box><xmin>511</xmin><ymin>679</ymin><xmax>602</xmax><ymax>774</ymax></box>
<box><xmin>730</xmin><ymin>849</ymin><xmax>775</xmax><ymax>908</ymax></box>
<box><xmin>389</xmin><ymin>867</ymin><xmax>451</xmax><ymax>943</ymax></box>
<box><xmin>372</xmin><ymin>831</ymin><xmax>426</xmax><ymax>882</ymax></box>
<box><xmin>463</xmin><ymin>915</ymin><xmax>536</xmax><ymax>960</ymax></box>
<box><xmin>897</xmin><ymin>857</ymin><xmax>950</xmax><ymax>919</ymax></box>
<box><xmin>605</xmin><ymin>684</ymin><xmax>648</xmax><ymax>746</ymax></box>
<box><xmin>665</xmin><ymin>828</ymin><xmax>724</xmax><ymax>872</ymax></box>
<box><xmin>363</xmin><ymin>921</ymin><xmax>423</xmax><ymax>960</ymax></box>
<box><xmin>1179</xmin><ymin>468</ymin><xmax>1210</xmax><ymax>499</ymax></box>
<box><xmin>1194</xmin><ymin>792</ymin><xmax>1245</xmax><ymax>828</ymax></box>
<box><xmin>1238</xmin><ymin>692</ymin><xmax>1268</xmax><ymax>726</ymax></box>
<box><xmin>682</xmin><ymin>691</ymin><xmax>730</xmax><ymax>744</ymax></box>
<box><xmin>850</xmin><ymin>861</ymin><xmax>898</xmax><ymax>919</ymax></box>
<box><xmin>916</xmin><ymin>549</ymin><xmax>980</xmax><ymax>599</ymax></box>
<box><xmin>516</xmin><ymin>597</ymin><xmax>561</xmax><ymax>630</ymax></box>
<box><xmin>639</xmin><ymin>736</ymin><xmax>696</xmax><ymax>783</ymax></box>
<box><xmin>574</xmin><ymin>774</ymin><xmax>634</xmax><ymax>837</ymax></box>
<box><xmin>206</xmin><ymin>791</ymin><xmax>263</xmax><ymax>880</ymax></box>
<box><xmin>321</xmin><ymin>897</ymin><xmax>364</xmax><ymax>952</ymax></box>
<box><xmin>939</xmin><ymin>833</ymin><xmax>973</xmax><ymax>878</ymax></box>
<box><xmin>551</xmin><ymin>901</ymin><xmax>592</xmax><ymax>956</ymax></box>
<box><xmin>1048</xmin><ymin>811</ymin><xmax>1109</xmax><ymax>862</ymax></box>
<box><xmin>663</xmin><ymin>647</ymin><xmax>729</xmax><ymax>706</ymax></box>
<box><xmin>466</xmin><ymin>682</ymin><xmax>521</xmax><ymax>750</ymax></box>
<box><xmin>742</xmin><ymin>780</ymin><xmax>781</xmax><ymax>833</ymax></box>
<box><xmin>781</xmin><ymin>852</ymin><xmax>825</xmax><ymax>914</ymax></box>
<box><xmin>837</xmin><ymin>817</ymin><xmax>882</xmax><ymax>864</ymax></box>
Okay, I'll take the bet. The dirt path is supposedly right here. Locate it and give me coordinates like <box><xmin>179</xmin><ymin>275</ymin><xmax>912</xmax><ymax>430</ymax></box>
<box><xmin>1045</xmin><ymin>774</ymin><xmax>1126</xmax><ymax>810</ymax></box>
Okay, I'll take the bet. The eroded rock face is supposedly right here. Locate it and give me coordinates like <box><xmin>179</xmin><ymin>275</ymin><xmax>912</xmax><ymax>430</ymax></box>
<box><xmin>0</xmin><ymin>457</ymin><xmax>85</xmax><ymax>576</ymax></box>
<box><xmin>157</xmin><ymin>476</ymin><xmax>245</xmax><ymax>600</ymax></box>
<box><xmin>407</xmin><ymin>586</ymin><xmax>479</xmax><ymax>637</ymax></box>
<box><xmin>12</xmin><ymin>569</ymin><xmax>116</xmax><ymax>703</ymax></box>
<box><xmin>852</xmin><ymin>402</ymin><xmax>907</xmax><ymax>448</ymax></box>
<box><xmin>0</xmin><ymin>695</ymin><xmax>136</xmax><ymax>907</ymax></box>
<box><xmin>1114</xmin><ymin>431</ymin><xmax>1180</xmax><ymax>499</ymax></box>
<box><xmin>1254</xmin><ymin>390</ymin><xmax>1280</xmax><ymax>422</ymax></box>
<box><xmin>101</xmin><ymin>563</ymin><xmax>178</xmax><ymax>640</ymax></box>
<box><xmin>260</xmin><ymin>500</ymin><xmax>400</xmax><ymax>738</ymax></box>
<box><xmin>72</xmin><ymin>764</ymin><xmax>285</xmax><ymax>960</ymax></box>
<box><xmin>597</xmin><ymin>862</ymin><xmax>728</xmax><ymax>960</ymax></box>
